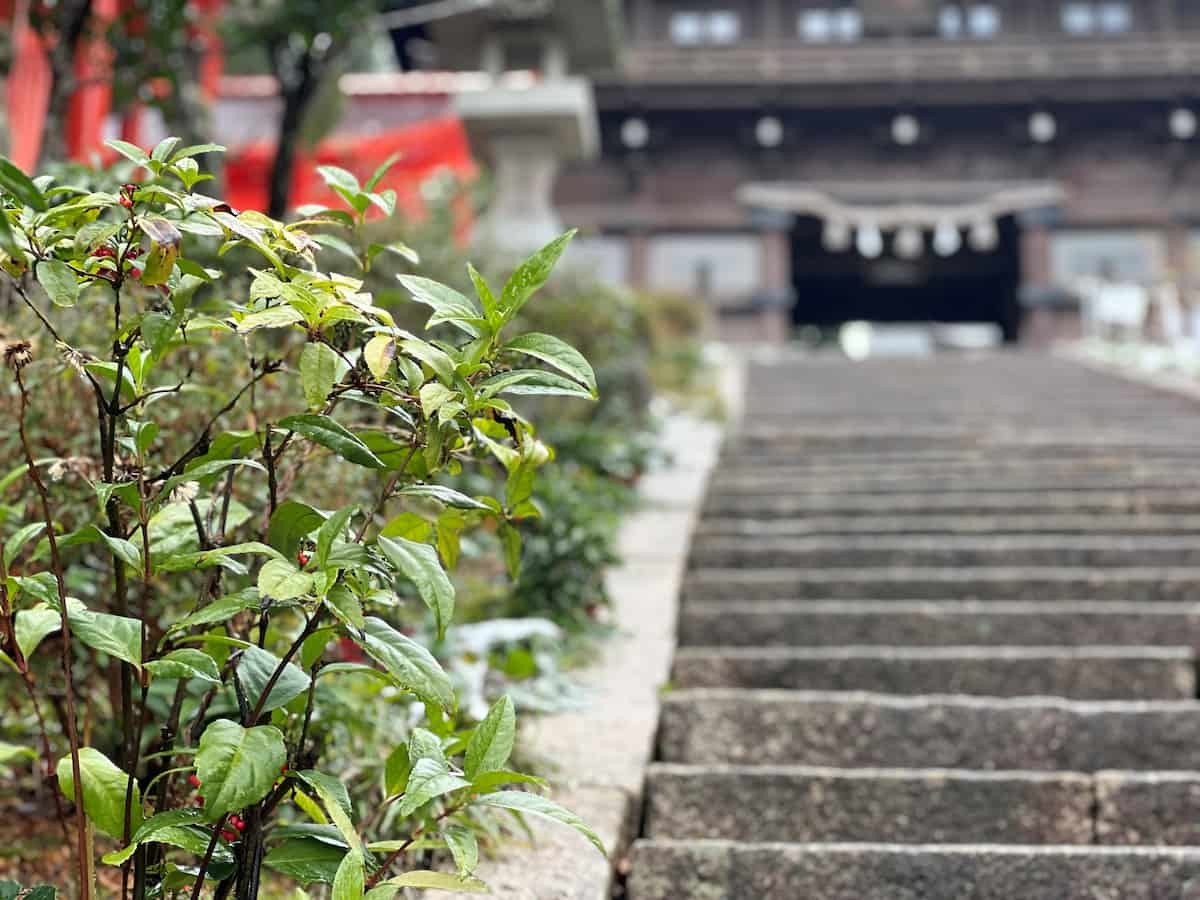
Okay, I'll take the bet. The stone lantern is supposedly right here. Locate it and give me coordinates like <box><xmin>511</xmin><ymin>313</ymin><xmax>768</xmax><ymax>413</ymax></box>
<box><xmin>427</xmin><ymin>0</ymin><xmax>621</xmax><ymax>252</ymax></box>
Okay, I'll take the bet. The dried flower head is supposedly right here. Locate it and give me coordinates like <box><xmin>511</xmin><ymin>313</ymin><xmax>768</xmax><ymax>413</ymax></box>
<box><xmin>170</xmin><ymin>481</ymin><xmax>200</xmax><ymax>504</ymax></box>
<box><xmin>57</xmin><ymin>341</ymin><xmax>96</xmax><ymax>378</ymax></box>
<box><xmin>4</xmin><ymin>340</ymin><xmax>33</xmax><ymax>372</ymax></box>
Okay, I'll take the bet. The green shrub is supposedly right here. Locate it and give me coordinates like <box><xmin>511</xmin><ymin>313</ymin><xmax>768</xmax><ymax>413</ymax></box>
<box><xmin>0</xmin><ymin>142</ymin><xmax>604</xmax><ymax>899</ymax></box>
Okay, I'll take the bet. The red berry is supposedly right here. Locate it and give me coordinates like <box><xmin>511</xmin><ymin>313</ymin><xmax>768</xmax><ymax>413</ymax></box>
<box><xmin>119</xmin><ymin>195</ymin><xmax>134</xmax><ymax>209</ymax></box>
<box><xmin>221</xmin><ymin>828</ymin><xmax>238</xmax><ymax>842</ymax></box>
<box><xmin>296</xmin><ymin>551</ymin><xmax>310</xmax><ymax>567</ymax></box>
<box><xmin>193</xmin><ymin>795</ymin><xmax>204</xmax><ymax>807</ymax></box>
<box><xmin>95</xmin><ymin>246</ymin><xmax>115</xmax><ymax>258</ymax></box>
<box><xmin>232</xmin><ymin>817</ymin><xmax>246</xmax><ymax>832</ymax></box>
<box><xmin>187</xmin><ymin>774</ymin><xmax>201</xmax><ymax>788</ymax></box>
<box><xmin>129</xmin><ymin>266</ymin><xmax>142</xmax><ymax>279</ymax></box>
<box><xmin>128</xmin><ymin>246</ymin><xmax>143</xmax><ymax>258</ymax></box>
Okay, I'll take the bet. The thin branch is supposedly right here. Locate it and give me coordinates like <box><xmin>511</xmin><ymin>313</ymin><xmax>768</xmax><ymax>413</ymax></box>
<box><xmin>14</xmin><ymin>364</ymin><xmax>91</xmax><ymax>900</ymax></box>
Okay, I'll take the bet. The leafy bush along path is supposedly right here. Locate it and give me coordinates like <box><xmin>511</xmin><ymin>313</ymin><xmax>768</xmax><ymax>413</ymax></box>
<box><xmin>0</xmin><ymin>143</ymin><xmax>603</xmax><ymax>898</ymax></box>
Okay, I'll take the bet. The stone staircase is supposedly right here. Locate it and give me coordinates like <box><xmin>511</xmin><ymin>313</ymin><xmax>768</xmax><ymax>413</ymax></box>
<box><xmin>626</xmin><ymin>354</ymin><xmax>1200</xmax><ymax>899</ymax></box>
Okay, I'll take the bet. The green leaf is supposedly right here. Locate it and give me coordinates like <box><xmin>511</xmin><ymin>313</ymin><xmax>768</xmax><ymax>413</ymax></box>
<box><xmin>503</xmin><ymin>333</ymin><xmax>596</xmax><ymax>396</ymax></box>
<box><xmin>397</xmin><ymin>758</ymin><xmax>469</xmax><ymax>817</ymax></box>
<box><xmin>56</xmin><ymin>747</ymin><xmax>141</xmax><ymax>839</ymax></box>
<box><xmin>363</xmin><ymin>335</ymin><xmax>396</xmax><ymax>380</ymax></box>
<box><xmin>380</xmin><ymin>512</ymin><xmax>431</xmax><ymax>542</ymax></box>
<box><xmin>258</xmin><ymin>558</ymin><xmax>315</xmax><ymax>601</ymax></box>
<box><xmin>365</xmin><ymin>153</ymin><xmax>402</xmax><ymax>192</ymax></box>
<box><xmin>316</xmin><ymin>506</ymin><xmax>356</xmax><ymax>568</ymax></box>
<box><xmin>478</xmin><ymin>792</ymin><xmax>606</xmax><ymax>855</ymax></box>
<box><xmin>238</xmin><ymin>644</ymin><xmax>311</xmax><ymax>714</ymax></box>
<box><xmin>469</xmin><ymin>770</ymin><xmax>547</xmax><ymax>794</ymax></box>
<box><xmin>325</xmin><ymin>583</ymin><xmax>365</xmax><ymax>632</ymax></box>
<box><xmin>36</xmin><ymin>259</ymin><xmax>80</xmax><ymax>308</ymax></box>
<box><xmin>0</xmin><ymin>156</ymin><xmax>49</xmax><ymax>210</ymax></box>
<box><xmin>378</xmin><ymin>872</ymin><xmax>487</xmax><ymax>892</ymax></box>
<box><xmin>498</xmin><ymin>230</ymin><xmax>575</xmax><ymax>321</ymax></box>
<box><xmin>279</xmin><ymin>415</ymin><xmax>387</xmax><ymax>470</ymax></box>
<box><xmin>383</xmin><ymin>744</ymin><xmax>411</xmax><ymax>798</ymax></box>
<box><xmin>419</xmin><ymin>382</ymin><xmax>458</xmax><ymax>420</ymax></box>
<box><xmin>105</xmin><ymin>139</ymin><xmax>151</xmax><ymax>168</ymax></box>
<box><xmin>332</xmin><ymin>849</ymin><xmax>365</xmax><ymax>900</ymax></box>
<box><xmin>356</xmin><ymin>617</ymin><xmax>454</xmax><ymax>711</ymax></box>
<box><xmin>195</xmin><ymin>720</ymin><xmax>287</xmax><ymax>818</ymax></box>
<box><xmin>151</xmin><ymin>137</ymin><xmax>182</xmax><ymax>162</ymax></box>
<box><xmin>398</xmin><ymin>339</ymin><xmax>455</xmax><ymax>385</ymax></box>
<box><xmin>171</xmin><ymin>591</ymin><xmax>260</xmax><ymax>631</ymax></box>
<box><xmin>466</xmin><ymin>262</ymin><xmax>496</xmax><ymax>321</ymax></box>
<box><xmin>170</xmin><ymin>142</ymin><xmax>226</xmax><ymax>162</ymax></box>
<box><xmin>396</xmin><ymin>275</ymin><xmax>485</xmax><ymax>337</ymax></box>
<box><xmin>300</xmin><ymin>342</ymin><xmax>342</xmax><ymax>409</ymax></box>
<box><xmin>267</xmin><ymin>501</ymin><xmax>324</xmax><ymax>559</ymax></box>
<box><xmin>499</xmin><ymin>523</ymin><xmax>522</xmax><ymax>580</ymax></box>
<box><xmin>296</xmin><ymin>770</ymin><xmax>363</xmax><ymax>855</ymax></box>
<box><xmin>264</xmin><ymin>838</ymin><xmax>347</xmax><ymax>886</ymax></box>
<box><xmin>237</xmin><ymin>305</ymin><xmax>304</xmax><ymax>333</ymax></box>
<box><xmin>443</xmin><ymin>825</ymin><xmax>479</xmax><ymax>878</ymax></box>
<box><xmin>398</xmin><ymin>484</ymin><xmax>490</xmax><ymax>511</ymax></box>
<box><xmin>157</xmin><ymin>541</ymin><xmax>282</xmax><ymax>574</ymax></box>
<box><xmin>60</xmin><ymin>524</ymin><xmax>142</xmax><ymax>570</ymax></box>
<box><xmin>317</xmin><ymin>165</ymin><xmax>360</xmax><ymax>195</ymax></box>
<box><xmin>479</xmin><ymin>369</ymin><xmax>594</xmax><ymax>400</ymax></box>
<box><xmin>71</xmin><ymin>608</ymin><xmax>142</xmax><ymax>670</ymax></box>
<box><xmin>145</xmin><ymin>648</ymin><xmax>221</xmax><ymax>685</ymax></box>
<box><xmin>14</xmin><ymin>605</ymin><xmax>60</xmax><ymax>660</ymax></box>
<box><xmin>465</xmin><ymin>696</ymin><xmax>515</xmax><ymax>780</ymax></box>
<box><xmin>3</xmin><ymin>522</ymin><xmax>44</xmax><ymax>567</ymax></box>
<box><xmin>101</xmin><ymin>808</ymin><xmax>205</xmax><ymax>865</ymax></box>
<box><xmin>377</xmin><ymin>536</ymin><xmax>455</xmax><ymax>639</ymax></box>
<box><xmin>0</xmin><ymin>209</ymin><xmax>20</xmax><ymax>257</ymax></box>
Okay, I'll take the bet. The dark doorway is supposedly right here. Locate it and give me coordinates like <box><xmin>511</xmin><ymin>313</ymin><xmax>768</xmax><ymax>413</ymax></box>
<box><xmin>790</xmin><ymin>215</ymin><xmax>1023</xmax><ymax>342</ymax></box>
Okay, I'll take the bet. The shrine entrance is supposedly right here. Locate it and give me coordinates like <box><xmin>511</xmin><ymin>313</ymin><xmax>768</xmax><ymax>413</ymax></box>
<box><xmin>740</xmin><ymin>180</ymin><xmax>1063</xmax><ymax>344</ymax></box>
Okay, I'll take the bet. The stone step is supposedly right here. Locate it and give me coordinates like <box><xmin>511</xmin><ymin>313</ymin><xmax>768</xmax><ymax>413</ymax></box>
<box><xmin>689</xmin><ymin>536</ymin><xmax>1200</xmax><ymax>568</ymax></box>
<box><xmin>677</xmin><ymin>600</ymin><xmax>1200</xmax><ymax>649</ymax></box>
<box><xmin>645</xmin><ymin>765</ymin><xmax>1094</xmax><ymax>844</ymax></box>
<box><xmin>670</xmin><ymin>646</ymin><xmax>1195</xmax><ymax>699</ymax></box>
<box><xmin>658</xmin><ymin>690</ymin><xmax>1200</xmax><ymax>769</ymax></box>
<box><xmin>1095</xmin><ymin>771</ymin><xmax>1200</xmax><ymax>845</ymax></box>
<box><xmin>704</xmin><ymin>489</ymin><xmax>1200</xmax><ymax>518</ymax></box>
<box><xmin>645</xmin><ymin>767</ymin><xmax>1200</xmax><ymax>847</ymax></box>
<box><xmin>694</xmin><ymin>515</ymin><xmax>1200</xmax><ymax>537</ymax></box>
<box><xmin>626</xmin><ymin>841</ymin><xmax>1200</xmax><ymax>900</ymax></box>
<box><xmin>722</xmin><ymin>446</ymin><xmax>1200</xmax><ymax>469</ymax></box>
<box><xmin>705</xmin><ymin>474</ymin><xmax>1200</xmax><ymax>497</ymax></box>
<box><xmin>722</xmin><ymin>458</ymin><xmax>1199</xmax><ymax>480</ymax></box>
<box><xmin>682</xmin><ymin>567</ymin><xmax>1200</xmax><ymax>603</ymax></box>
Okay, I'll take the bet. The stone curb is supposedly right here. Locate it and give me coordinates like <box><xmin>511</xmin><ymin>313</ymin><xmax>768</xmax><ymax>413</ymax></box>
<box><xmin>467</xmin><ymin>346</ymin><xmax>743</xmax><ymax>898</ymax></box>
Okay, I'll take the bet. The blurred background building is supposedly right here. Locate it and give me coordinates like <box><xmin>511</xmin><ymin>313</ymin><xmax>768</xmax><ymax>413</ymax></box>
<box><xmin>558</xmin><ymin>0</ymin><xmax>1200</xmax><ymax>344</ymax></box>
<box><xmin>5</xmin><ymin>0</ymin><xmax>1200</xmax><ymax>345</ymax></box>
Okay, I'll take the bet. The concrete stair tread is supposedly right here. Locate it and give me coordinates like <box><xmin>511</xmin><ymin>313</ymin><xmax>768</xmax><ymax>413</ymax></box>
<box><xmin>670</xmin><ymin>645</ymin><xmax>1195</xmax><ymax>698</ymax></box>
<box><xmin>645</xmin><ymin>765</ymin><xmax>1200</xmax><ymax>845</ymax></box>
<box><xmin>695</xmin><ymin>515</ymin><xmax>1200</xmax><ymax>536</ymax></box>
<box><xmin>683</xmin><ymin>567</ymin><xmax>1200</xmax><ymax>602</ymax></box>
<box><xmin>658</xmin><ymin>690</ymin><xmax>1200</xmax><ymax>770</ymax></box>
<box><xmin>627</xmin><ymin>840</ymin><xmax>1200</xmax><ymax>900</ymax></box>
<box><xmin>677</xmin><ymin>600</ymin><xmax>1200</xmax><ymax>648</ymax></box>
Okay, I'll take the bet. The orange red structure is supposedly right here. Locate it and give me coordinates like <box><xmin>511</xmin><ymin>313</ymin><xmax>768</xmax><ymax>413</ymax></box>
<box><xmin>1</xmin><ymin>0</ymin><xmax>475</xmax><ymax>214</ymax></box>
